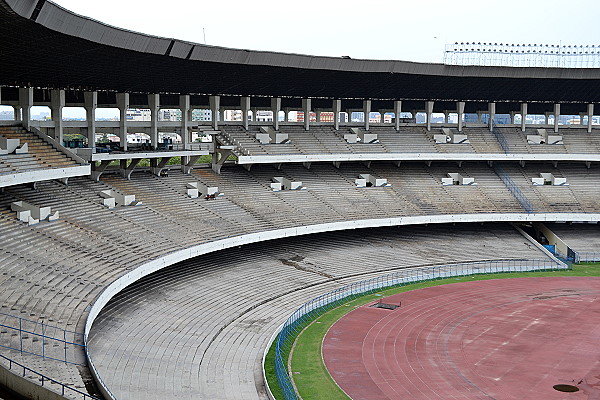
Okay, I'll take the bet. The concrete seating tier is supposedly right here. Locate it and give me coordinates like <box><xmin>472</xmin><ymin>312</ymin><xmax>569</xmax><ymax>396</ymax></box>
<box><xmin>87</xmin><ymin>223</ymin><xmax>547</xmax><ymax>400</ymax></box>
<box><xmin>0</xmin><ymin>127</ymin><xmax>79</xmax><ymax>173</ymax></box>
<box><xmin>545</xmin><ymin>223</ymin><xmax>600</xmax><ymax>252</ymax></box>
<box><xmin>0</xmin><ymin>161</ymin><xmax>597</xmax><ymax>398</ymax></box>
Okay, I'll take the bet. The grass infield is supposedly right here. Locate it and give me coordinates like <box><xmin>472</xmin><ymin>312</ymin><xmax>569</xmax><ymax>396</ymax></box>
<box><xmin>264</xmin><ymin>263</ymin><xmax>600</xmax><ymax>400</ymax></box>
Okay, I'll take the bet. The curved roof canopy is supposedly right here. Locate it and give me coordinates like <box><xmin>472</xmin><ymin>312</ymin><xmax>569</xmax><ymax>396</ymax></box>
<box><xmin>2</xmin><ymin>0</ymin><xmax>600</xmax><ymax>105</ymax></box>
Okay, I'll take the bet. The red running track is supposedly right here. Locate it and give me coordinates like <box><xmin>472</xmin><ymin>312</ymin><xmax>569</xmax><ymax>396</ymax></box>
<box><xmin>323</xmin><ymin>277</ymin><xmax>600</xmax><ymax>400</ymax></box>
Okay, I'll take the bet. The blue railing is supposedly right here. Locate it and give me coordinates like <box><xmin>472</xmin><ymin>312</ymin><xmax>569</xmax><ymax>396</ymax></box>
<box><xmin>491</xmin><ymin>122</ymin><xmax>510</xmax><ymax>154</ymax></box>
<box><xmin>493</xmin><ymin>165</ymin><xmax>535</xmax><ymax>214</ymax></box>
<box><xmin>0</xmin><ymin>312</ymin><xmax>86</xmax><ymax>365</ymax></box>
<box><xmin>0</xmin><ymin>353</ymin><xmax>99</xmax><ymax>400</ymax></box>
<box><xmin>273</xmin><ymin>258</ymin><xmax>565</xmax><ymax>399</ymax></box>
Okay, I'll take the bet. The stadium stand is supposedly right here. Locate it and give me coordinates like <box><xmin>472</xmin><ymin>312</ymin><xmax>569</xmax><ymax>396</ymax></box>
<box><xmin>1</xmin><ymin>1</ymin><xmax>600</xmax><ymax>399</ymax></box>
<box><xmin>87</xmin><ymin>223</ymin><xmax>549</xmax><ymax>400</ymax></box>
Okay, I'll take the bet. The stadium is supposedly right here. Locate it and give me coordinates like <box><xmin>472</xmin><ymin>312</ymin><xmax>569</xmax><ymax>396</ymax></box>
<box><xmin>1</xmin><ymin>0</ymin><xmax>600</xmax><ymax>399</ymax></box>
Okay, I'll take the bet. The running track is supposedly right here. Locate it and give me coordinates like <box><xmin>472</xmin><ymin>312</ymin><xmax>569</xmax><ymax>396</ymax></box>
<box><xmin>323</xmin><ymin>277</ymin><xmax>600</xmax><ymax>400</ymax></box>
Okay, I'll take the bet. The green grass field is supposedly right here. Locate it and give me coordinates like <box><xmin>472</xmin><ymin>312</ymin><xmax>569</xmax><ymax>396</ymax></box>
<box><xmin>265</xmin><ymin>263</ymin><xmax>600</xmax><ymax>400</ymax></box>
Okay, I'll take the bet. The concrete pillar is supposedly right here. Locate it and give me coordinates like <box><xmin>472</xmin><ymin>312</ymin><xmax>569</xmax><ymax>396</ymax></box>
<box><xmin>520</xmin><ymin>103</ymin><xmax>528</xmax><ymax>132</ymax></box>
<box><xmin>333</xmin><ymin>100</ymin><xmax>341</xmax><ymax>130</ymax></box>
<box><xmin>394</xmin><ymin>100</ymin><xmax>402</xmax><ymax>132</ymax></box>
<box><xmin>302</xmin><ymin>98</ymin><xmax>311</xmax><ymax>130</ymax></box>
<box><xmin>19</xmin><ymin>87</ymin><xmax>33</xmax><ymax>130</ymax></box>
<box><xmin>426</xmin><ymin>101</ymin><xmax>435</xmax><ymax>131</ymax></box>
<box><xmin>588</xmin><ymin>103</ymin><xmax>594</xmax><ymax>133</ymax></box>
<box><xmin>363</xmin><ymin>100</ymin><xmax>371</xmax><ymax>130</ymax></box>
<box><xmin>455</xmin><ymin>101</ymin><xmax>464</xmax><ymax>132</ymax></box>
<box><xmin>180</xmin><ymin>94</ymin><xmax>190</xmax><ymax>149</ymax></box>
<box><xmin>13</xmin><ymin>106</ymin><xmax>20</xmax><ymax>122</ymax></box>
<box><xmin>544</xmin><ymin>113</ymin><xmax>550</xmax><ymax>125</ymax></box>
<box><xmin>116</xmin><ymin>93</ymin><xmax>129</xmax><ymax>151</ymax></box>
<box><xmin>84</xmin><ymin>91</ymin><xmax>97</xmax><ymax>151</ymax></box>
<box><xmin>148</xmin><ymin>94</ymin><xmax>159</xmax><ymax>149</ymax></box>
<box><xmin>488</xmin><ymin>102</ymin><xmax>496</xmax><ymax>131</ymax></box>
<box><xmin>283</xmin><ymin>108</ymin><xmax>290</xmax><ymax>122</ymax></box>
<box><xmin>554</xmin><ymin>103</ymin><xmax>560</xmax><ymax>133</ymax></box>
<box><xmin>209</xmin><ymin>95</ymin><xmax>220</xmax><ymax>130</ymax></box>
<box><xmin>241</xmin><ymin>97</ymin><xmax>250</xmax><ymax>130</ymax></box>
<box><xmin>315</xmin><ymin>110</ymin><xmax>321</xmax><ymax>122</ymax></box>
<box><xmin>380</xmin><ymin>111</ymin><xmax>385</xmax><ymax>124</ymax></box>
<box><xmin>271</xmin><ymin>97</ymin><xmax>281</xmax><ymax>130</ymax></box>
<box><xmin>443</xmin><ymin>111</ymin><xmax>449</xmax><ymax>124</ymax></box>
<box><xmin>50</xmin><ymin>89</ymin><xmax>65</xmax><ymax>143</ymax></box>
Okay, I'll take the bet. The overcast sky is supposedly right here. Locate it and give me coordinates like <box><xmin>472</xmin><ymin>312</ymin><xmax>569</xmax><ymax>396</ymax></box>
<box><xmin>51</xmin><ymin>0</ymin><xmax>600</xmax><ymax>63</ymax></box>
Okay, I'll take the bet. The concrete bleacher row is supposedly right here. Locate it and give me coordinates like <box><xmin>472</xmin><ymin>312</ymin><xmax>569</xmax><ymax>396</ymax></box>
<box><xmin>0</xmin><ymin>126</ymin><xmax>89</xmax><ymax>187</ymax></box>
<box><xmin>0</xmin><ymin>161</ymin><xmax>594</xmax><ymax>398</ymax></box>
<box><xmin>217</xmin><ymin>125</ymin><xmax>600</xmax><ymax>158</ymax></box>
<box><xmin>86</xmin><ymin>223</ymin><xmax>548</xmax><ymax>400</ymax></box>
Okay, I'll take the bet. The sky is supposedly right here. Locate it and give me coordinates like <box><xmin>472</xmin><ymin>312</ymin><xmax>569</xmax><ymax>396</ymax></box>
<box><xmin>51</xmin><ymin>0</ymin><xmax>600</xmax><ymax>63</ymax></box>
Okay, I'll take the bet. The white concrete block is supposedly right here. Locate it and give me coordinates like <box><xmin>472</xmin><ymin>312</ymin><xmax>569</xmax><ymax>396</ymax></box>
<box><xmin>434</xmin><ymin>134</ymin><xmax>449</xmax><ymax>144</ymax></box>
<box><xmin>344</xmin><ymin>133</ymin><xmax>358</xmax><ymax>144</ymax></box>
<box><xmin>256</xmin><ymin>133</ymin><xmax>271</xmax><ymax>144</ymax></box>
<box><xmin>532</xmin><ymin>177</ymin><xmax>545</xmax><ymax>185</ymax></box>
<box><xmin>527</xmin><ymin>135</ymin><xmax>544</xmax><ymax>144</ymax></box>
<box><xmin>442</xmin><ymin>177</ymin><xmax>454</xmax><ymax>186</ymax></box>
<box><xmin>355</xmin><ymin>178</ymin><xmax>367</xmax><ymax>187</ymax></box>
<box><xmin>271</xmin><ymin>182</ymin><xmax>282</xmax><ymax>192</ymax></box>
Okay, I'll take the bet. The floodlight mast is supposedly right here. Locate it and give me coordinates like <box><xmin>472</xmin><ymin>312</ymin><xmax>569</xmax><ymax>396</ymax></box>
<box><xmin>443</xmin><ymin>42</ymin><xmax>600</xmax><ymax>68</ymax></box>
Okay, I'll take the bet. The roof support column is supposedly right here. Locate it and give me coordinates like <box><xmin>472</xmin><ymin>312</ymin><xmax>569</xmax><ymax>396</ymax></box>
<box><xmin>520</xmin><ymin>102</ymin><xmax>527</xmax><ymax>132</ymax></box>
<box><xmin>554</xmin><ymin>103</ymin><xmax>560</xmax><ymax>133</ymax></box>
<box><xmin>241</xmin><ymin>97</ymin><xmax>250</xmax><ymax>130</ymax></box>
<box><xmin>51</xmin><ymin>89</ymin><xmax>65</xmax><ymax>144</ymax></box>
<box><xmin>271</xmin><ymin>98</ymin><xmax>281</xmax><ymax>130</ymax></box>
<box><xmin>210</xmin><ymin>95</ymin><xmax>220</xmax><ymax>130</ymax></box>
<box><xmin>457</xmin><ymin>101</ymin><xmax>465</xmax><ymax>132</ymax></box>
<box><xmin>488</xmin><ymin>102</ymin><xmax>496</xmax><ymax>132</ymax></box>
<box><xmin>283</xmin><ymin>108</ymin><xmax>289</xmax><ymax>122</ymax></box>
<box><xmin>315</xmin><ymin>110</ymin><xmax>321</xmax><ymax>122</ymax></box>
<box><xmin>302</xmin><ymin>98</ymin><xmax>311</xmax><ymax>130</ymax></box>
<box><xmin>363</xmin><ymin>100</ymin><xmax>371</xmax><ymax>130</ymax></box>
<box><xmin>394</xmin><ymin>101</ymin><xmax>402</xmax><ymax>132</ymax></box>
<box><xmin>13</xmin><ymin>106</ymin><xmax>20</xmax><ymax>122</ymax></box>
<box><xmin>425</xmin><ymin>101</ymin><xmax>434</xmax><ymax>132</ymax></box>
<box><xmin>333</xmin><ymin>100</ymin><xmax>341</xmax><ymax>130</ymax></box>
<box><xmin>588</xmin><ymin>103</ymin><xmax>594</xmax><ymax>133</ymax></box>
<box><xmin>19</xmin><ymin>87</ymin><xmax>33</xmax><ymax>130</ymax></box>
<box><xmin>84</xmin><ymin>91</ymin><xmax>97</xmax><ymax>152</ymax></box>
<box><xmin>116</xmin><ymin>93</ymin><xmax>129</xmax><ymax>151</ymax></box>
<box><xmin>180</xmin><ymin>94</ymin><xmax>190</xmax><ymax>149</ymax></box>
<box><xmin>148</xmin><ymin>94</ymin><xmax>159</xmax><ymax>149</ymax></box>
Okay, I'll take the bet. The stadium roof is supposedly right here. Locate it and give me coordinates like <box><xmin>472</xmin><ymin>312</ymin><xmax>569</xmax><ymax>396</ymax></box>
<box><xmin>2</xmin><ymin>0</ymin><xmax>600</xmax><ymax>109</ymax></box>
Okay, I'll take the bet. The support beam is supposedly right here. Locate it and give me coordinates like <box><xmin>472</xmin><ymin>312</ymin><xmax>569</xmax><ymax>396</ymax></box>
<box><xmin>120</xmin><ymin>158</ymin><xmax>142</xmax><ymax>180</ymax></box>
<box><xmin>363</xmin><ymin>100</ymin><xmax>371</xmax><ymax>130</ymax></box>
<box><xmin>13</xmin><ymin>106</ymin><xmax>20</xmax><ymax>122</ymax></box>
<box><xmin>456</xmin><ymin>101</ymin><xmax>465</xmax><ymax>132</ymax></box>
<box><xmin>333</xmin><ymin>99</ymin><xmax>341</xmax><ymax>130</ymax></box>
<box><xmin>241</xmin><ymin>97</ymin><xmax>250</xmax><ymax>130</ymax></box>
<box><xmin>116</xmin><ymin>93</ymin><xmax>129</xmax><ymax>151</ymax></box>
<box><xmin>50</xmin><ymin>89</ymin><xmax>65</xmax><ymax>144</ymax></box>
<box><xmin>182</xmin><ymin>155</ymin><xmax>201</xmax><ymax>174</ymax></box>
<box><xmin>394</xmin><ymin>100</ymin><xmax>402</xmax><ymax>132</ymax></box>
<box><xmin>18</xmin><ymin>88</ymin><xmax>33</xmax><ymax>130</ymax></box>
<box><xmin>150</xmin><ymin>157</ymin><xmax>172</xmax><ymax>176</ymax></box>
<box><xmin>91</xmin><ymin>160</ymin><xmax>111</xmax><ymax>181</ymax></box>
<box><xmin>302</xmin><ymin>98</ymin><xmax>311</xmax><ymax>131</ymax></box>
<box><xmin>271</xmin><ymin>97</ymin><xmax>281</xmax><ymax>130</ymax></box>
<box><xmin>84</xmin><ymin>91</ymin><xmax>97</xmax><ymax>151</ymax></box>
<box><xmin>148</xmin><ymin>94</ymin><xmax>159</xmax><ymax>149</ymax></box>
<box><xmin>520</xmin><ymin>102</ymin><xmax>528</xmax><ymax>132</ymax></box>
<box><xmin>554</xmin><ymin>103</ymin><xmax>560</xmax><ymax>133</ymax></box>
<box><xmin>180</xmin><ymin>94</ymin><xmax>190</xmax><ymax>149</ymax></box>
<box><xmin>488</xmin><ymin>102</ymin><xmax>496</xmax><ymax>132</ymax></box>
<box><xmin>425</xmin><ymin>101</ymin><xmax>434</xmax><ymax>132</ymax></box>
<box><xmin>210</xmin><ymin>95</ymin><xmax>220</xmax><ymax>130</ymax></box>
<box><xmin>588</xmin><ymin>103</ymin><xmax>594</xmax><ymax>133</ymax></box>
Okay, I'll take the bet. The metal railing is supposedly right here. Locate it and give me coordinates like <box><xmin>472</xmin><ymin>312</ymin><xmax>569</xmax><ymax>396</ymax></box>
<box><xmin>574</xmin><ymin>252</ymin><xmax>600</xmax><ymax>263</ymax></box>
<box><xmin>273</xmin><ymin>258</ymin><xmax>566</xmax><ymax>399</ymax></box>
<box><xmin>491</xmin><ymin>122</ymin><xmax>509</xmax><ymax>153</ymax></box>
<box><xmin>493</xmin><ymin>164</ymin><xmax>535</xmax><ymax>214</ymax></box>
<box><xmin>0</xmin><ymin>312</ymin><xmax>86</xmax><ymax>365</ymax></box>
<box><xmin>0</xmin><ymin>353</ymin><xmax>99</xmax><ymax>400</ymax></box>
